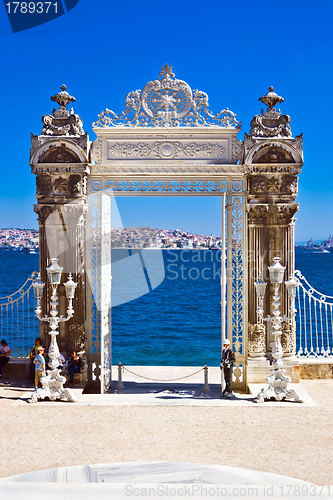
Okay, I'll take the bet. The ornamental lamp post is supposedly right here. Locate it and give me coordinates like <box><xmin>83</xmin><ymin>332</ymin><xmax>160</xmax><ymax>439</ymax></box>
<box><xmin>254</xmin><ymin>274</ymin><xmax>267</xmax><ymax>318</ymax></box>
<box><xmin>29</xmin><ymin>258</ymin><xmax>77</xmax><ymax>403</ymax></box>
<box><xmin>254</xmin><ymin>257</ymin><xmax>302</xmax><ymax>403</ymax></box>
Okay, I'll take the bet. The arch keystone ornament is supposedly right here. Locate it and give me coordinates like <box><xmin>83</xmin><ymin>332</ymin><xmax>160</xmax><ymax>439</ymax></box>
<box><xmin>31</xmin><ymin>69</ymin><xmax>303</xmax><ymax>394</ymax></box>
<box><xmin>93</xmin><ymin>64</ymin><xmax>241</xmax><ymax>129</ymax></box>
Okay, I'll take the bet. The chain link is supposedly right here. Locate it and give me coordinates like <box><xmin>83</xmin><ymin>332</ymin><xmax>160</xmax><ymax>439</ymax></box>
<box><xmin>122</xmin><ymin>365</ymin><xmax>205</xmax><ymax>382</ymax></box>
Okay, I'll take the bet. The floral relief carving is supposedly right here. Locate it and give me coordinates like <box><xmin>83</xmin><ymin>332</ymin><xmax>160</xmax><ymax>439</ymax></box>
<box><xmin>267</xmin><ymin>177</ymin><xmax>280</xmax><ymax>193</ymax></box>
<box><xmin>248</xmin><ymin>204</ymin><xmax>298</xmax><ymax>225</ymax></box>
<box><xmin>107</xmin><ymin>141</ymin><xmax>225</xmax><ymax>160</ymax></box>
<box><xmin>92</xmin><ymin>137</ymin><xmax>102</xmax><ymax>164</ymax></box>
<box><xmin>232</xmin><ymin>136</ymin><xmax>243</xmax><ymax>162</ymax></box>
<box><xmin>281</xmin><ymin>175</ymin><xmax>297</xmax><ymax>195</ymax></box>
<box><xmin>281</xmin><ymin>321</ymin><xmax>296</xmax><ymax>354</ymax></box>
<box><xmin>36</xmin><ymin>174</ymin><xmax>53</xmax><ymax>195</ymax></box>
<box><xmin>277</xmin><ymin>206</ymin><xmax>298</xmax><ymax>225</ymax></box>
<box><xmin>68</xmin><ymin>174</ymin><xmax>82</xmax><ymax>195</ymax></box>
<box><xmin>109</xmin><ymin>142</ymin><xmax>151</xmax><ymax>157</ymax></box>
<box><xmin>248</xmin><ymin>323</ymin><xmax>266</xmax><ymax>354</ymax></box>
<box><xmin>182</xmin><ymin>143</ymin><xmax>225</xmax><ymax>157</ymax></box>
<box><xmin>251</xmin><ymin>177</ymin><xmax>266</xmax><ymax>194</ymax></box>
<box><xmin>247</xmin><ymin>205</ymin><xmax>268</xmax><ymax>225</ymax></box>
<box><xmin>54</xmin><ymin>177</ymin><xmax>68</xmax><ymax>194</ymax></box>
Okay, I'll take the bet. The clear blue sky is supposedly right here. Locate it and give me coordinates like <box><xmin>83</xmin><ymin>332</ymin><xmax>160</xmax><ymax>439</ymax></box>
<box><xmin>0</xmin><ymin>0</ymin><xmax>332</xmax><ymax>243</ymax></box>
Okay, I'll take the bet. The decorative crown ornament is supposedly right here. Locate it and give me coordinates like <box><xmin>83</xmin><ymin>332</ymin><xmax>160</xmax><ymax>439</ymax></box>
<box><xmin>93</xmin><ymin>64</ymin><xmax>241</xmax><ymax>129</ymax></box>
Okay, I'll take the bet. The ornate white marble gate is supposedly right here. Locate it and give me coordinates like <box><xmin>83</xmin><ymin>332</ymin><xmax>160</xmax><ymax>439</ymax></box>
<box><xmin>31</xmin><ymin>66</ymin><xmax>303</xmax><ymax>394</ymax></box>
<box><xmin>85</xmin><ymin>65</ymin><xmax>247</xmax><ymax>393</ymax></box>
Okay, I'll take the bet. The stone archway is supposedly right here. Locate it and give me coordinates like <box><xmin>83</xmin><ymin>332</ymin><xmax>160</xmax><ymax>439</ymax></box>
<box><xmin>30</xmin><ymin>70</ymin><xmax>303</xmax><ymax>393</ymax></box>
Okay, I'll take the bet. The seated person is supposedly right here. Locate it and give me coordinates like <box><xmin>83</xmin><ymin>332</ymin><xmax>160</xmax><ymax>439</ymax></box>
<box><xmin>0</xmin><ymin>339</ymin><xmax>11</xmax><ymax>378</ymax></box>
<box><xmin>66</xmin><ymin>350</ymin><xmax>82</xmax><ymax>385</ymax></box>
<box><xmin>57</xmin><ymin>353</ymin><xmax>66</xmax><ymax>370</ymax></box>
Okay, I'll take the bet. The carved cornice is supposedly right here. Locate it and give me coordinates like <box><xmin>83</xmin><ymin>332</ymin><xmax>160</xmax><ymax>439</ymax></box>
<box><xmin>244</xmin><ymin>164</ymin><xmax>302</xmax><ymax>175</ymax></box>
<box><xmin>32</xmin><ymin>164</ymin><xmax>90</xmax><ymax>175</ymax></box>
<box><xmin>90</xmin><ymin>164</ymin><xmax>245</xmax><ymax>175</ymax></box>
<box><xmin>247</xmin><ymin>203</ymin><xmax>298</xmax><ymax>225</ymax></box>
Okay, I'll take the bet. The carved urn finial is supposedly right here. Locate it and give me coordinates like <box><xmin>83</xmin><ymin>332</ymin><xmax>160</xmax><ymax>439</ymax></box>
<box><xmin>50</xmin><ymin>85</ymin><xmax>76</xmax><ymax>112</ymax></box>
<box><xmin>40</xmin><ymin>85</ymin><xmax>84</xmax><ymax>136</ymax></box>
<box><xmin>259</xmin><ymin>87</ymin><xmax>284</xmax><ymax>112</ymax></box>
<box><xmin>249</xmin><ymin>86</ymin><xmax>291</xmax><ymax>138</ymax></box>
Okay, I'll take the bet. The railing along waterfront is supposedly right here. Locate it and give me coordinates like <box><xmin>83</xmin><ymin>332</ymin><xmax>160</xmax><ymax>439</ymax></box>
<box><xmin>0</xmin><ymin>271</ymin><xmax>39</xmax><ymax>357</ymax></box>
<box><xmin>1</xmin><ymin>268</ymin><xmax>332</xmax><ymax>359</ymax></box>
<box><xmin>295</xmin><ymin>269</ymin><xmax>333</xmax><ymax>357</ymax></box>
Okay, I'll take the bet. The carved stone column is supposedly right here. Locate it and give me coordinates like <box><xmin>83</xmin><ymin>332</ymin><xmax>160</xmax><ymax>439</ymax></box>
<box><xmin>30</xmin><ymin>85</ymin><xmax>90</xmax><ymax>355</ymax></box>
<box><xmin>245</xmin><ymin>87</ymin><xmax>303</xmax><ymax>358</ymax></box>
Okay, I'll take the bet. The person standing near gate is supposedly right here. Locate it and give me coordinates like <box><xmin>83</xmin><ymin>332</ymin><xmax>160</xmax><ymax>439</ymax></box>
<box><xmin>220</xmin><ymin>339</ymin><xmax>236</xmax><ymax>398</ymax></box>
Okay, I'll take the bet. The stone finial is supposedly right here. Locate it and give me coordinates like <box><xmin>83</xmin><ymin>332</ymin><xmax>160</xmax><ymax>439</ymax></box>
<box><xmin>249</xmin><ymin>86</ymin><xmax>292</xmax><ymax>138</ymax></box>
<box><xmin>51</xmin><ymin>84</ymin><xmax>76</xmax><ymax>111</ymax></box>
<box><xmin>159</xmin><ymin>64</ymin><xmax>175</xmax><ymax>79</ymax></box>
<box><xmin>40</xmin><ymin>85</ymin><xmax>84</xmax><ymax>137</ymax></box>
<box><xmin>259</xmin><ymin>86</ymin><xmax>284</xmax><ymax>112</ymax></box>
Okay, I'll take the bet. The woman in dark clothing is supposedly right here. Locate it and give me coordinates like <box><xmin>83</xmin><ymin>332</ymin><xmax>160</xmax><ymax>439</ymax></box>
<box><xmin>0</xmin><ymin>339</ymin><xmax>11</xmax><ymax>377</ymax></box>
<box><xmin>66</xmin><ymin>350</ymin><xmax>82</xmax><ymax>385</ymax></box>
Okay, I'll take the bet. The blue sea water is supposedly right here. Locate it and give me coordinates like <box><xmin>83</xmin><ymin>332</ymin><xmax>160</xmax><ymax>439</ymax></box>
<box><xmin>1</xmin><ymin>249</ymin><xmax>333</xmax><ymax>364</ymax></box>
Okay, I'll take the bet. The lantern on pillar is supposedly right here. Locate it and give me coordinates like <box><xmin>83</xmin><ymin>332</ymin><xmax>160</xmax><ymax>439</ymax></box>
<box><xmin>268</xmin><ymin>257</ymin><xmax>285</xmax><ymax>284</ymax></box>
<box><xmin>46</xmin><ymin>258</ymin><xmax>63</xmax><ymax>287</ymax></box>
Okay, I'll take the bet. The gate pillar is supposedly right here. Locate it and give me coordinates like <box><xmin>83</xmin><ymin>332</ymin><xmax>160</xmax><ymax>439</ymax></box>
<box><xmin>85</xmin><ymin>191</ymin><xmax>111</xmax><ymax>392</ymax></box>
<box><xmin>245</xmin><ymin>87</ymin><xmax>303</xmax><ymax>360</ymax></box>
<box><xmin>30</xmin><ymin>85</ymin><xmax>90</xmax><ymax>355</ymax></box>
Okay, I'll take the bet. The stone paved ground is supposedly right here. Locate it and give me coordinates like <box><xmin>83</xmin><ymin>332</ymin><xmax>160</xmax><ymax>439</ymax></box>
<box><xmin>0</xmin><ymin>379</ymin><xmax>332</xmax><ymax>485</ymax></box>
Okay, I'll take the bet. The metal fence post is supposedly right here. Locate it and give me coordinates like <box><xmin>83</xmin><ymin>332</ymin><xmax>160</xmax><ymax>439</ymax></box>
<box><xmin>116</xmin><ymin>362</ymin><xmax>125</xmax><ymax>389</ymax></box>
<box><xmin>202</xmin><ymin>364</ymin><xmax>211</xmax><ymax>392</ymax></box>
